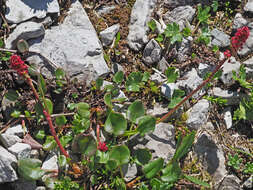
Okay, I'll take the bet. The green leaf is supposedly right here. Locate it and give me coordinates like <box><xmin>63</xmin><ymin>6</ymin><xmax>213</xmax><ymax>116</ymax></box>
<box><xmin>134</xmin><ymin>148</ymin><xmax>152</xmax><ymax>165</ymax></box>
<box><xmin>173</xmin><ymin>131</ymin><xmax>195</xmax><ymax>161</ymax></box>
<box><xmin>155</xmin><ymin>34</ymin><xmax>164</xmax><ymax>43</ymax></box>
<box><xmin>126</xmin><ymin>72</ymin><xmax>143</xmax><ymax>92</ymax></box>
<box><xmin>60</xmin><ymin>133</ymin><xmax>72</xmax><ymax>147</ymax></box>
<box><xmin>105</xmin><ymin>112</ymin><xmax>127</xmax><ymax>136</ymax></box>
<box><xmin>148</xmin><ymin>19</ymin><xmax>157</xmax><ymax>32</ymax></box>
<box><xmin>55</xmin><ymin>68</ymin><xmax>65</xmax><ymax>80</ymax></box>
<box><xmin>44</xmin><ymin>98</ymin><xmax>53</xmax><ymax>115</ymax></box>
<box><xmin>58</xmin><ymin>155</ymin><xmax>67</xmax><ymax>168</ymax></box>
<box><xmin>164</xmin><ymin>22</ymin><xmax>180</xmax><ymax>38</ymax></box>
<box><xmin>165</xmin><ymin>67</ymin><xmax>178</xmax><ymax>83</ymax></box>
<box><xmin>76</xmin><ymin>102</ymin><xmax>90</xmax><ymax>118</ymax></box>
<box><xmin>38</xmin><ymin>74</ymin><xmax>46</xmax><ymax>97</ymax></box>
<box><xmin>127</xmin><ymin>100</ymin><xmax>145</xmax><ymax>123</ymax></box>
<box><xmin>72</xmin><ymin>134</ymin><xmax>97</xmax><ymax>156</ymax></box>
<box><xmin>170</xmin><ymin>33</ymin><xmax>183</xmax><ymax>44</ymax></box>
<box><xmin>161</xmin><ymin>162</ymin><xmax>181</xmax><ymax>183</ymax></box>
<box><xmin>137</xmin><ymin>116</ymin><xmax>156</xmax><ymax>136</ymax></box>
<box><xmin>211</xmin><ymin>0</ymin><xmax>218</xmax><ymax>12</ymax></box>
<box><xmin>18</xmin><ymin>158</ymin><xmax>45</xmax><ymax>181</ymax></box>
<box><xmin>104</xmin><ymin>93</ymin><xmax>113</xmax><ymax>108</ymax></box>
<box><xmin>11</xmin><ymin>110</ymin><xmax>21</xmax><ymax>118</ymax></box>
<box><xmin>182</xmin><ymin>27</ymin><xmax>192</xmax><ymax>37</ymax></box>
<box><xmin>35</xmin><ymin>130</ymin><xmax>45</xmax><ymax>140</ymax></box>
<box><xmin>97</xmin><ymin>150</ymin><xmax>110</xmax><ymax>164</ymax></box>
<box><xmin>168</xmin><ymin>97</ymin><xmax>183</xmax><ymax>109</ymax></box>
<box><xmin>24</xmin><ymin>110</ymin><xmax>31</xmax><ymax>118</ymax></box>
<box><xmin>35</xmin><ymin>102</ymin><xmax>44</xmax><ymax>119</ymax></box>
<box><xmin>95</xmin><ymin>77</ymin><xmax>103</xmax><ymax>90</ymax></box>
<box><xmin>143</xmin><ymin>158</ymin><xmax>164</xmax><ymax>179</ymax></box>
<box><xmin>5</xmin><ymin>89</ymin><xmax>19</xmax><ymax>101</ymax></box>
<box><xmin>17</xmin><ymin>39</ymin><xmax>29</xmax><ymax>53</ymax></box>
<box><xmin>142</xmin><ymin>72</ymin><xmax>150</xmax><ymax>82</ymax></box>
<box><xmin>55</xmin><ymin>115</ymin><xmax>67</xmax><ymax>126</ymax></box>
<box><xmin>113</xmin><ymin>71</ymin><xmax>124</xmax><ymax>84</ymax></box>
<box><xmin>109</xmin><ymin>145</ymin><xmax>130</xmax><ymax>166</ymax></box>
<box><xmin>197</xmin><ymin>5</ymin><xmax>211</xmax><ymax>23</ymax></box>
<box><xmin>184</xmin><ymin>175</ymin><xmax>210</xmax><ymax>188</ymax></box>
<box><xmin>67</xmin><ymin>103</ymin><xmax>77</xmax><ymax>110</ymax></box>
<box><xmin>114</xmin><ymin>32</ymin><xmax>121</xmax><ymax>47</ymax></box>
<box><xmin>43</xmin><ymin>136</ymin><xmax>57</xmax><ymax>151</ymax></box>
<box><xmin>106</xmin><ymin>160</ymin><xmax>118</xmax><ymax>171</ymax></box>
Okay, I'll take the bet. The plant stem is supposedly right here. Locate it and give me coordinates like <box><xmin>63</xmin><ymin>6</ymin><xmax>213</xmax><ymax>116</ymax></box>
<box><xmin>157</xmin><ymin>57</ymin><xmax>227</xmax><ymax>124</ymax></box>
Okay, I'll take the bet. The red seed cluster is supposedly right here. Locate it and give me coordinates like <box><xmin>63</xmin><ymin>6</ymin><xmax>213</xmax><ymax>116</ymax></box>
<box><xmin>231</xmin><ymin>26</ymin><xmax>250</xmax><ymax>51</ymax></box>
<box><xmin>10</xmin><ymin>54</ymin><xmax>28</xmax><ymax>76</ymax></box>
<box><xmin>223</xmin><ymin>49</ymin><xmax>231</xmax><ymax>58</ymax></box>
<box><xmin>98</xmin><ymin>142</ymin><xmax>108</xmax><ymax>152</ymax></box>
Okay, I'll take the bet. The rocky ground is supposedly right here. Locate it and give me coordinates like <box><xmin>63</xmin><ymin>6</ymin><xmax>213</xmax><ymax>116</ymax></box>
<box><xmin>0</xmin><ymin>0</ymin><xmax>252</xmax><ymax>189</ymax></box>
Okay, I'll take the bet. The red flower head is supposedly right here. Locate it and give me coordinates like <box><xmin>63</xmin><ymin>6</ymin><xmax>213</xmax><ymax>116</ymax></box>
<box><xmin>98</xmin><ymin>142</ymin><xmax>108</xmax><ymax>152</ymax></box>
<box><xmin>224</xmin><ymin>50</ymin><xmax>231</xmax><ymax>58</ymax></box>
<box><xmin>231</xmin><ymin>26</ymin><xmax>250</xmax><ymax>51</ymax></box>
<box><xmin>10</xmin><ymin>54</ymin><xmax>28</xmax><ymax>76</ymax></box>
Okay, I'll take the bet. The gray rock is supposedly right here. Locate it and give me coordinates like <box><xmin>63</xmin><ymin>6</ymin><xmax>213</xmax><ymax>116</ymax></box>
<box><xmin>27</xmin><ymin>0</ymin><xmax>109</xmax><ymax>84</ymax></box>
<box><xmin>244</xmin><ymin>0</ymin><xmax>253</xmax><ymax>13</ymax></box>
<box><xmin>223</xmin><ymin>107</ymin><xmax>233</xmax><ymax>129</ymax></box>
<box><xmin>1</xmin><ymin>95</ymin><xmax>16</xmax><ymax>122</ymax></box>
<box><xmin>177</xmin><ymin>36</ymin><xmax>193</xmax><ymax>62</ymax></box>
<box><xmin>198</xmin><ymin>63</ymin><xmax>213</xmax><ymax>78</ymax></box>
<box><xmin>161</xmin><ymin>82</ymin><xmax>178</xmax><ymax>99</ymax></box>
<box><xmin>157</xmin><ymin>57</ymin><xmax>169</xmax><ymax>73</ymax></box>
<box><xmin>127</xmin><ymin>0</ymin><xmax>157</xmax><ymax>51</ymax></box>
<box><xmin>35</xmin><ymin>187</ymin><xmax>46</xmax><ymax>190</ymax></box>
<box><xmin>5</xmin><ymin>124</ymin><xmax>25</xmax><ymax>137</ymax></box>
<box><xmin>233</xmin><ymin>13</ymin><xmax>247</xmax><ymax>29</ymax></box>
<box><xmin>177</xmin><ymin>68</ymin><xmax>204</xmax><ymax>98</ymax></box>
<box><xmin>216</xmin><ymin>174</ymin><xmax>241</xmax><ymax>190</ymax></box>
<box><xmin>6</xmin><ymin>22</ymin><xmax>45</xmax><ymax>49</ymax></box>
<box><xmin>42</xmin><ymin>152</ymin><xmax>58</xmax><ymax>171</ymax></box>
<box><xmin>194</xmin><ymin>132</ymin><xmax>227</xmax><ymax>186</ymax></box>
<box><xmin>147</xmin><ymin>103</ymin><xmax>168</xmax><ymax>118</ymax></box>
<box><xmin>96</xmin><ymin>5</ymin><xmax>116</xmax><ymax>16</ymax></box>
<box><xmin>0</xmin><ymin>17</ymin><xmax>2</xmax><ymax>26</ymax></box>
<box><xmin>0</xmin><ymin>146</ymin><xmax>18</xmax><ymax>183</ymax></box>
<box><xmin>186</xmin><ymin>99</ymin><xmax>210</xmax><ymax>130</ymax></box>
<box><xmin>11</xmin><ymin>178</ymin><xmax>37</xmax><ymax>190</ymax></box>
<box><xmin>211</xmin><ymin>87</ymin><xmax>247</xmax><ymax>106</ymax></box>
<box><xmin>242</xmin><ymin>175</ymin><xmax>253</xmax><ymax>189</ymax></box>
<box><xmin>150</xmin><ymin>73</ymin><xmax>165</xmax><ymax>83</ymax></box>
<box><xmin>100</xmin><ymin>24</ymin><xmax>120</xmax><ymax>46</ymax></box>
<box><xmin>8</xmin><ymin>143</ymin><xmax>31</xmax><ymax>159</ymax></box>
<box><xmin>122</xmin><ymin>163</ymin><xmax>137</xmax><ymax>182</ymax></box>
<box><xmin>211</xmin><ymin>29</ymin><xmax>230</xmax><ymax>48</ymax></box>
<box><xmin>163</xmin><ymin>6</ymin><xmax>195</xmax><ymax>30</ymax></box>
<box><xmin>243</xmin><ymin>56</ymin><xmax>253</xmax><ymax>79</ymax></box>
<box><xmin>30</xmin><ymin>149</ymin><xmax>40</xmax><ymax>159</ymax></box>
<box><xmin>0</xmin><ymin>134</ymin><xmax>22</xmax><ymax>148</ymax></box>
<box><xmin>220</xmin><ymin>57</ymin><xmax>241</xmax><ymax>85</ymax></box>
<box><xmin>5</xmin><ymin>0</ymin><xmax>60</xmax><ymax>23</ymax></box>
<box><xmin>142</xmin><ymin>39</ymin><xmax>162</xmax><ymax>65</ymax></box>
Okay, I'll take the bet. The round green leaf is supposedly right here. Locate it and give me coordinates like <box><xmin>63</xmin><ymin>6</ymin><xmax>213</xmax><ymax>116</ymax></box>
<box><xmin>43</xmin><ymin>136</ymin><xmax>57</xmax><ymax>151</ymax></box>
<box><xmin>18</xmin><ymin>158</ymin><xmax>45</xmax><ymax>181</ymax></box>
<box><xmin>35</xmin><ymin>130</ymin><xmax>45</xmax><ymax>140</ymax></box>
<box><xmin>77</xmin><ymin>102</ymin><xmax>90</xmax><ymax>118</ymax></box>
<box><xmin>127</xmin><ymin>100</ymin><xmax>145</xmax><ymax>123</ymax></box>
<box><xmin>58</xmin><ymin>155</ymin><xmax>67</xmax><ymax>168</ymax></box>
<box><xmin>17</xmin><ymin>39</ymin><xmax>29</xmax><ymax>53</ymax></box>
<box><xmin>143</xmin><ymin>158</ymin><xmax>164</xmax><ymax>179</ymax></box>
<box><xmin>113</xmin><ymin>71</ymin><xmax>124</xmax><ymax>84</ymax></box>
<box><xmin>96</xmin><ymin>77</ymin><xmax>103</xmax><ymax>90</ymax></box>
<box><xmin>105</xmin><ymin>112</ymin><xmax>127</xmax><ymax>136</ymax></box>
<box><xmin>135</xmin><ymin>148</ymin><xmax>152</xmax><ymax>165</ymax></box>
<box><xmin>44</xmin><ymin>98</ymin><xmax>53</xmax><ymax>115</ymax></box>
<box><xmin>137</xmin><ymin>116</ymin><xmax>156</xmax><ymax>136</ymax></box>
<box><xmin>106</xmin><ymin>160</ymin><xmax>118</xmax><ymax>171</ymax></box>
<box><xmin>104</xmin><ymin>93</ymin><xmax>113</xmax><ymax>108</ymax></box>
<box><xmin>72</xmin><ymin>134</ymin><xmax>97</xmax><ymax>156</ymax></box>
<box><xmin>55</xmin><ymin>115</ymin><xmax>67</xmax><ymax>126</ymax></box>
<box><xmin>109</xmin><ymin>145</ymin><xmax>130</xmax><ymax>166</ymax></box>
<box><xmin>4</xmin><ymin>89</ymin><xmax>19</xmax><ymax>101</ymax></box>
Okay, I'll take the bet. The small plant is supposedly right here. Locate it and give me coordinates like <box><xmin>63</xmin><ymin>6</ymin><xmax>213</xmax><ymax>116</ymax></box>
<box><xmin>244</xmin><ymin>162</ymin><xmax>253</xmax><ymax>174</ymax></box>
<box><xmin>228</xmin><ymin>153</ymin><xmax>242</xmax><ymax>170</ymax></box>
<box><xmin>232</xmin><ymin>65</ymin><xmax>252</xmax><ymax>89</ymax></box>
<box><xmin>204</xmin><ymin>95</ymin><xmax>227</xmax><ymax>105</ymax></box>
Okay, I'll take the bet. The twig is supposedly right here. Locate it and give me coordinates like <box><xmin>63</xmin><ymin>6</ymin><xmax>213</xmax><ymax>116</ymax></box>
<box><xmin>19</xmin><ymin>112</ymin><xmax>75</xmax><ymax>118</ymax></box>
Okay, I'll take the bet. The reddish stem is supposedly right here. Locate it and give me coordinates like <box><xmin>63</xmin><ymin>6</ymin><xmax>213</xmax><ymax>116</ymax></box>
<box><xmin>157</xmin><ymin>58</ymin><xmax>227</xmax><ymax>124</ymax></box>
<box><xmin>96</xmin><ymin>124</ymin><xmax>100</xmax><ymax>143</ymax></box>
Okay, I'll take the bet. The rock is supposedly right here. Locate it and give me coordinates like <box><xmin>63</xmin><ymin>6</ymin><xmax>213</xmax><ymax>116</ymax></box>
<box><xmin>177</xmin><ymin>68</ymin><xmax>204</xmax><ymax>98</ymax></box>
<box><xmin>194</xmin><ymin>132</ymin><xmax>227</xmax><ymax>186</ymax></box>
<box><xmin>210</xmin><ymin>29</ymin><xmax>230</xmax><ymax>48</ymax></box>
<box><xmin>30</xmin><ymin>149</ymin><xmax>40</xmax><ymax>159</ymax></box>
<box><xmin>1</xmin><ymin>94</ymin><xmax>16</xmax><ymax>122</ymax></box>
<box><xmin>5</xmin><ymin>22</ymin><xmax>45</xmax><ymax>49</ymax></box>
<box><xmin>220</xmin><ymin>57</ymin><xmax>241</xmax><ymax>85</ymax></box>
<box><xmin>223</xmin><ymin>107</ymin><xmax>233</xmax><ymax>129</ymax></box>
<box><xmin>0</xmin><ymin>134</ymin><xmax>22</xmax><ymax>148</ymax></box>
<box><xmin>5</xmin><ymin>0</ymin><xmax>60</xmax><ymax>23</ymax></box>
<box><xmin>127</xmin><ymin>0</ymin><xmax>157</xmax><ymax>51</ymax></box>
<box><xmin>147</xmin><ymin>103</ymin><xmax>169</xmax><ymax>118</ymax></box>
<box><xmin>177</xmin><ymin>36</ymin><xmax>193</xmax><ymax>62</ymax></box>
<box><xmin>122</xmin><ymin>163</ymin><xmax>137</xmax><ymax>182</ymax></box>
<box><xmin>0</xmin><ymin>146</ymin><xmax>18</xmax><ymax>183</ymax></box>
<box><xmin>243</xmin><ymin>56</ymin><xmax>253</xmax><ymax>79</ymax></box>
<box><xmin>161</xmin><ymin>82</ymin><xmax>178</xmax><ymax>99</ymax></box>
<box><xmin>96</xmin><ymin>5</ymin><xmax>116</xmax><ymax>16</ymax></box>
<box><xmin>216</xmin><ymin>174</ymin><xmax>241</xmax><ymax>190</ymax></box>
<box><xmin>35</xmin><ymin>187</ymin><xmax>46</xmax><ymax>190</ymax></box>
<box><xmin>203</xmin><ymin>122</ymin><xmax>215</xmax><ymax>131</ymax></box>
<box><xmin>100</xmin><ymin>24</ymin><xmax>120</xmax><ymax>46</ymax></box>
<box><xmin>244</xmin><ymin>0</ymin><xmax>253</xmax><ymax>13</ymax></box>
<box><xmin>211</xmin><ymin>87</ymin><xmax>247</xmax><ymax>106</ymax></box>
<box><xmin>8</xmin><ymin>143</ymin><xmax>31</xmax><ymax>159</ymax></box>
<box><xmin>11</xmin><ymin>178</ymin><xmax>37</xmax><ymax>190</ymax></box>
<box><xmin>142</xmin><ymin>39</ymin><xmax>162</xmax><ymax>65</ymax></box>
<box><xmin>27</xmin><ymin>0</ymin><xmax>109</xmax><ymax>84</ymax></box>
<box><xmin>242</xmin><ymin>175</ymin><xmax>253</xmax><ymax>189</ymax></box>
<box><xmin>131</xmin><ymin>123</ymin><xmax>176</xmax><ymax>163</ymax></box>
<box><xmin>163</xmin><ymin>6</ymin><xmax>195</xmax><ymax>30</ymax></box>
<box><xmin>42</xmin><ymin>152</ymin><xmax>58</xmax><ymax>171</ymax></box>
<box><xmin>157</xmin><ymin>57</ymin><xmax>169</xmax><ymax>73</ymax></box>
<box><xmin>150</xmin><ymin>73</ymin><xmax>165</xmax><ymax>83</ymax></box>
<box><xmin>186</xmin><ymin>99</ymin><xmax>210</xmax><ymax>130</ymax></box>
<box><xmin>233</xmin><ymin>13</ymin><xmax>247</xmax><ymax>29</ymax></box>
<box><xmin>198</xmin><ymin>63</ymin><xmax>213</xmax><ymax>78</ymax></box>
<box><xmin>5</xmin><ymin>124</ymin><xmax>25</xmax><ymax>137</ymax></box>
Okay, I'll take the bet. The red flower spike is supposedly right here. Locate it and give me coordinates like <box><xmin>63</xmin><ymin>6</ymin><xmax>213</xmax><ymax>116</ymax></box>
<box><xmin>231</xmin><ymin>26</ymin><xmax>250</xmax><ymax>51</ymax></box>
<box><xmin>224</xmin><ymin>50</ymin><xmax>231</xmax><ymax>58</ymax></box>
<box><xmin>10</xmin><ymin>54</ymin><xmax>28</xmax><ymax>76</ymax></box>
<box><xmin>98</xmin><ymin>142</ymin><xmax>108</xmax><ymax>152</ymax></box>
